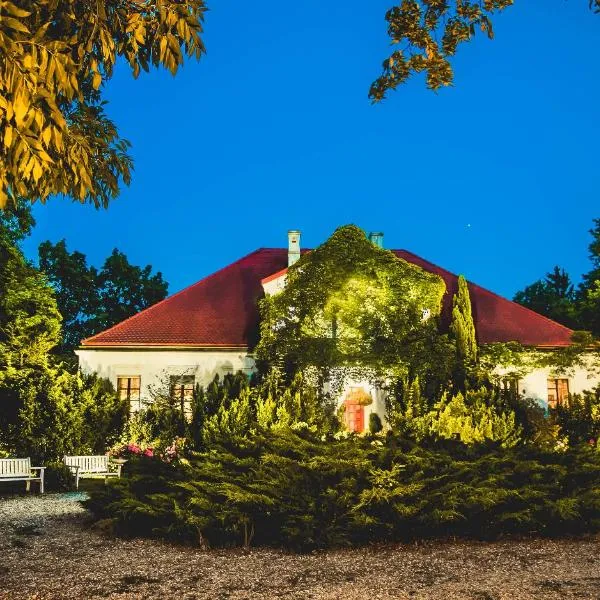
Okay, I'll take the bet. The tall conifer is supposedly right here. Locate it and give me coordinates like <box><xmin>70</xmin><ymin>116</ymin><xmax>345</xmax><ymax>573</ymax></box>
<box><xmin>450</xmin><ymin>275</ymin><xmax>477</xmax><ymax>366</ymax></box>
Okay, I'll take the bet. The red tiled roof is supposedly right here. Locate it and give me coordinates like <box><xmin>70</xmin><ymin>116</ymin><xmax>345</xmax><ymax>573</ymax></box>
<box><xmin>82</xmin><ymin>248</ymin><xmax>574</xmax><ymax>349</ymax></box>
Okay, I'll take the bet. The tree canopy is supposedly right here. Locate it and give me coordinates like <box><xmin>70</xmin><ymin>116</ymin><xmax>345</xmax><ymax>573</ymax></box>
<box><xmin>513</xmin><ymin>219</ymin><xmax>600</xmax><ymax>337</ymax></box>
<box><xmin>0</xmin><ymin>0</ymin><xmax>206</xmax><ymax>209</ymax></box>
<box><xmin>39</xmin><ymin>240</ymin><xmax>168</xmax><ymax>351</ymax></box>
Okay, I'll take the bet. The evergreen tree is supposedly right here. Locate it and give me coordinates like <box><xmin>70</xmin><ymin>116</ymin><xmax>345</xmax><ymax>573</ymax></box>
<box><xmin>450</xmin><ymin>275</ymin><xmax>477</xmax><ymax>384</ymax></box>
<box><xmin>513</xmin><ymin>266</ymin><xmax>578</xmax><ymax>329</ymax></box>
<box><xmin>576</xmin><ymin>219</ymin><xmax>600</xmax><ymax>336</ymax></box>
<box><xmin>0</xmin><ymin>222</ymin><xmax>125</xmax><ymax>460</ymax></box>
<box><xmin>430</xmin><ymin>388</ymin><xmax>521</xmax><ymax>448</ymax></box>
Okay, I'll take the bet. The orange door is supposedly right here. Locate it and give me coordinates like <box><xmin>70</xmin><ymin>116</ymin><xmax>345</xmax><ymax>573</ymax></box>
<box><xmin>345</xmin><ymin>400</ymin><xmax>365</xmax><ymax>433</ymax></box>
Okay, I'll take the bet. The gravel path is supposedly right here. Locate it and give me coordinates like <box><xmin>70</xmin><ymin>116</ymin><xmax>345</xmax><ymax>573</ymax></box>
<box><xmin>1</xmin><ymin>493</ymin><xmax>600</xmax><ymax>599</ymax></box>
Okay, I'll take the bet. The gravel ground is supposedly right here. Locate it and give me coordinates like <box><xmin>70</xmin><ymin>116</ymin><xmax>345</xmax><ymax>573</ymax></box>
<box><xmin>1</xmin><ymin>493</ymin><xmax>600</xmax><ymax>600</ymax></box>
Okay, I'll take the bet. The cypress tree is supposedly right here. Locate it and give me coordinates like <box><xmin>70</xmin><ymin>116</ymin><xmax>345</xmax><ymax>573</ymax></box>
<box><xmin>450</xmin><ymin>275</ymin><xmax>477</xmax><ymax>367</ymax></box>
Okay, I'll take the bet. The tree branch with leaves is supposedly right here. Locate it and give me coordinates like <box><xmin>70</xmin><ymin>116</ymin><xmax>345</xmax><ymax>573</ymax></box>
<box><xmin>0</xmin><ymin>0</ymin><xmax>206</xmax><ymax>209</ymax></box>
<box><xmin>369</xmin><ymin>0</ymin><xmax>598</xmax><ymax>100</ymax></box>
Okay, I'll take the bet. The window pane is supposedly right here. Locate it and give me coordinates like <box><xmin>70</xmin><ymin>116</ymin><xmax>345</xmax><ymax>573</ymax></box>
<box><xmin>558</xmin><ymin>379</ymin><xmax>569</xmax><ymax>403</ymax></box>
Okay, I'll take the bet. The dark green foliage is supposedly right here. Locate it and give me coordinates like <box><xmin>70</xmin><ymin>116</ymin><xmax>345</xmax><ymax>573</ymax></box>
<box><xmin>86</xmin><ymin>432</ymin><xmax>600</xmax><ymax>550</ymax></box>
<box><xmin>369</xmin><ymin>413</ymin><xmax>383</xmax><ymax>434</ymax></box>
<box><xmin>0</xmin><ymin>220</ymin><xmax>128</xmax><ymax>461</ymax></box>
<box><xmin>93</xmin><ymin>249</ymin><xmax>168</xmax><ymax>334</ymax></box>
<box><xmin>576</xmin><ymin>219</ymin><xmax>600</xmax><ymax>336</ymax></box>
<box><xmin>513</xmin><ymin>218</ymin><xmax>600</xmax><ymax>337</ymax></box>
<box><xmin>513</xmin><ymin>267</ymin><xmax>578</xmax><ymax>329</ymax></box>
<box><xmin>44</xmin><ymin>461</ymin><xmax>75</xmax><ymax>492</ymax></box>
<box><xmin>555</xmin><ymin>387</ymin><xmax>600</xmax><ymax>446</ymax></box>
<box><xmin>39</xmin><ymin>241</ymin><xmax>168</xmax><ymax>351</ymax></box>
<box><xmin>1</xmin><ymin>368</ymin><xmax>127</xmax><ymax>463</ymax></box>
<box><xmin>78</xmin><ymin>375</ymin><xmax>129</xmax><ymax>454</ymax></box>
<box><xmin>0</xmin><ymin>202</ymin><xmax>35</xmax><ymax>245</ymax></box>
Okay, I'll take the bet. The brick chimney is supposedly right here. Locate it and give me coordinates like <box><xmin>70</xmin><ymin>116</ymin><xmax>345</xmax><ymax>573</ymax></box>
<box><xmin>369</xmin><ymin>232</ymin><xmax>384</xmax><ymax>248</ymax></box>
<box><xmin>288</xmin><ymin>230</ymin><xmax>301</xmax><ymax>266</ymax></box>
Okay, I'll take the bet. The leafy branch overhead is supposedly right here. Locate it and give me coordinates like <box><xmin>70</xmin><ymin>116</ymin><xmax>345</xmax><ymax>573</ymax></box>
<box><xmin>0</xmin><ymin>0</ymin><xmax>206</xmax><ymax>209</ymax></box>
<box><xmin>369</xmin><ymin>0</ymin><xmax>598</xmax><ymax>99</ymax></box>
<box><xmin>369</xmin><ymin>0</ymin><xmax>513</xmax><ymax>99</ymax></box>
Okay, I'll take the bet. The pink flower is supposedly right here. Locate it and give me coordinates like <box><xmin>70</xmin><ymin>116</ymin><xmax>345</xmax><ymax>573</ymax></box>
<box><xmin>144</xmin><ymin>448</ymin><xmax>154</xmax><ymax>457</ymax></box>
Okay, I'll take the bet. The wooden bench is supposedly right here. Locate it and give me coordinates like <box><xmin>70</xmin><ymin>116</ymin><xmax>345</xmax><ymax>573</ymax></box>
<box><xmin>0</xmin><ymin>458</ymin><xmax>45</xmax><ymax>493</ymax></box>
<box><xmin>63</xmin><ymin>455</ymin><xmax>122</xmax><ymax>490</ymax></box>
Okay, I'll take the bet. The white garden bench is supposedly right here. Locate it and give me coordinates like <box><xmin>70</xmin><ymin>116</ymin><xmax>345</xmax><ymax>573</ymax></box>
<box><xmin>63</xmin><ymin>455</ymin><xmax>123</xmax><ymax>490</ymax></box>
<box><xmin>0</xmin><ymin>458</ymin><xmax>45</xmax><ymax>493</ymax></box>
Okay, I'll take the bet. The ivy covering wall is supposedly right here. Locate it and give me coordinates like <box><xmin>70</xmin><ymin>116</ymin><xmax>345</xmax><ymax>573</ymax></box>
<box><xmin>256</xmin><ymin>225</ymin><xmax>448</xmax><ymax>391</ymax></box>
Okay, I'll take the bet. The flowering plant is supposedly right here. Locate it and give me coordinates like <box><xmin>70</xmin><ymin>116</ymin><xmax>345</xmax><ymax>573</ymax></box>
<box><xmin>110</xmin><ymin>443</ymin><xmax>154</xmax><ymax>459</ymax></box>
<box><xmin>161</xmin><ymin>437</ymin><xmax>187</xmax><ymax>463</ymax></box>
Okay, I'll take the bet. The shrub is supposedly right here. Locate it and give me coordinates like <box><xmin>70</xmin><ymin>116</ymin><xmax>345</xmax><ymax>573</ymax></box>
<box><xmin>429</xmin><ymin>388</ymin><xmax>522</xmax><ymax>448</ymax></box>
<box><xmin>44</xmin><ymin>461</ymin><xmax>75</xmax><ymax>492</ymax></box>
<box><xmin>556</xmin><ymin>387</ymin><xmax>600</xmax><ymax>446</ymax></box>
<box><xmin>86</xmin><ymin>431</ymin><xmax>600</xmax><ymax>551</ymax></box>
<box><xmin>368</xmin><ymin>412</ymin><xmax>383</xmax><ymax>434</ymax></box>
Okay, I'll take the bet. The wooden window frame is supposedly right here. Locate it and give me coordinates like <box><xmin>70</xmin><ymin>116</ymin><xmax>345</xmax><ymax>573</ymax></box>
<box><xmin>117</xmin><ymin>376</ymin><xmax>141</xmax><ymax>410</ymax></box>
<box><xmin>547</xmin><ymin>378</ymin><xmax>569</xmax><ymax>409</ymax></box>
<box><xmin>170</xmin><ymin>375</ymin><xmax>195</xmax><ymax>416</ymax></box>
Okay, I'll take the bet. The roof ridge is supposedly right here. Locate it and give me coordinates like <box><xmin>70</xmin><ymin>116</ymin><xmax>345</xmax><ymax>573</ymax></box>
<box><xmin>395</xmin><ymin>248</ymin><xmax>574</xmax><ymax>336</ymax></box>
<box><xmin>81</xmin><ymin>247</ymin><xmax>268</xmax><ymax>346</ymax></box>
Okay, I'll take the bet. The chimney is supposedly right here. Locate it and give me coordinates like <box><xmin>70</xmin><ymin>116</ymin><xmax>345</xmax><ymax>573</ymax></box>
<box><xmin>288</xmin><ymin>230</ymin><xmax>301</xmax><ymax>266</ymax></box>
<box><xmin>369</xmin><ymin>232</ymin><xmax>384</xmax><ymax>249</ymax></box>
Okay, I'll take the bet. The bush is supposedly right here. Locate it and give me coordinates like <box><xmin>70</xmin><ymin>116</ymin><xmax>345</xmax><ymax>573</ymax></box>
<box><xmin>0</xmin><ymin>367</ymin><xmax>127</xmax><ymax>463</ymax></box>
<box><xmin>556</xmin><ymin>387</ymin><xmax>600</xmax><ymax>446</ymax></box>
<box><xmin>86</xmin><ymin>431</ymin><xmax>600</xmax><ymax>551</ymax></box>
<box><xmin>44</xmin><ymin>461</ymin><xmax>75</xmax><ymax>492</ymax></box>
<box><xmin>368</xmin><ymin>413</ymin><xmax>383</xmax><ymax>434</ymax></box>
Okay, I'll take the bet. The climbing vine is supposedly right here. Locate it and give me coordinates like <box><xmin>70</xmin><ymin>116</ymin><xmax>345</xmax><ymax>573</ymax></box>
<box><xmin>256</xmin><ymin>225</ymin><xmax>448</xmax><ymax>393</ymax></box>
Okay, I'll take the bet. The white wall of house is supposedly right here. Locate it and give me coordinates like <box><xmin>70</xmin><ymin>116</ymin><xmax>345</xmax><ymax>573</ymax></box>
<box><xmin>262</xmin><ymin>272</ymin><xmax>287</xmax><ymax>296</ymax></box>
<box><xmin>496</xmin><ymin>355</ymin><xmax>600</xmax><ymax>407</ymax></box>
<box><xmin>76</xmin><ymin>348</ymin><xmax>255</xmax><ymax>404</ymax></box>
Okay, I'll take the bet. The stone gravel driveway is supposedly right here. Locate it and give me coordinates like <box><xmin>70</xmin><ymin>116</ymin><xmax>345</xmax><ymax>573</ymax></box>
<box><xmin>1</xmin><ymin>493</ymin><xmax>599</xmax><ymax>599</ymax></box>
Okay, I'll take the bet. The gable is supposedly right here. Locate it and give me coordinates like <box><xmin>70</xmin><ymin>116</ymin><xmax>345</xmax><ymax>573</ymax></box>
<box><xmin>82</xmin><ymin>248</ymin><xmax>573</xmax><ymax>349</ymax></box>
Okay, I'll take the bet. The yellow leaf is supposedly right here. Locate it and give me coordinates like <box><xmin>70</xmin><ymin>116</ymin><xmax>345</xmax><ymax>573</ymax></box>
<box><xmin>38</xmin><ymin>149</ymin><xmax>53</xmax><ymax>164</ymax></box>
<box><xmin>23</xmin><ymin>156</ymin><xmax>35</xmax><ymax>179</ymax></box>
<box><xmin>3</xmin><ymin>126</ymin><xmax>12</xmax><ymax>149</ymax></box>
<box><xmin>4</xmin><ymin>3</ymin><xmax>31</xmax><ymax>18</ymax></box>
<box><xmin>42</xmin><ymin>127</ymin><xmax>51</xmax><ymax>147</ymax></box>
<box><xmin>32</xmin><ymin>160</ymin><xmax>43</xmax><ymax>182</ymax></box>
<box><xmin>92</xmin><ymin>72</ymin><xmax>102</xmax><ymax>90</ymax></box>
<box><xmin>4</xmin><ymin>17</ymin><xmax>29</xmax><ymax>33</ymax></box>
<box><xmin>13</xmin><ymin>95</ymin><xmax>29</xmax><ymax>126</ymax></box>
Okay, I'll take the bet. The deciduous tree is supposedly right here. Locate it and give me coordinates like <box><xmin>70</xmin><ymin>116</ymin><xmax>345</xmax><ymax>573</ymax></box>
<box><xmin>0</xmin><ymin>0</ymin><xmax>206</xmax><ymax>209</ymax></box>
<box><xmin>39</xmin><ymin>241</ymin><xmax>168</xmax><ymax>350</ymax></box>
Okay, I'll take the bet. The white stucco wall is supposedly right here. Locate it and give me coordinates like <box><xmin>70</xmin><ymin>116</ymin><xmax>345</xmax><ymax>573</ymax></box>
<box><xmin>76</xmin><ymin>348</ymin><xmax>256</xmax><ymax>404</ymax></box>
<box><xmin>496</xmin><ymin>354</ymin><xmax>600</xmax><ymax>407</ymax></box>
<box><xmin>262</xmin><ymin>272</ymin><xmax>287</xmax><ymax>296</ymax></box>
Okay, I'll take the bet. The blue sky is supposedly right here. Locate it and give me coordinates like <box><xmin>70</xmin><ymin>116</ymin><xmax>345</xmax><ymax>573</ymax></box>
<box><xmin>22</xmin><ymin>1</ymin><xmax>600</xmax><ymax>299</ymax></box>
